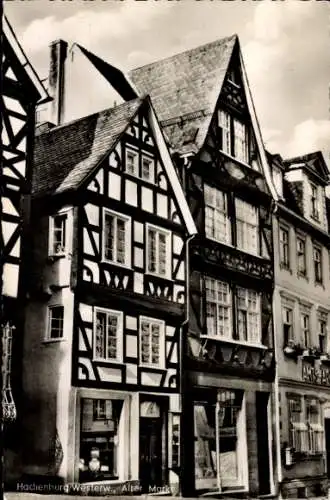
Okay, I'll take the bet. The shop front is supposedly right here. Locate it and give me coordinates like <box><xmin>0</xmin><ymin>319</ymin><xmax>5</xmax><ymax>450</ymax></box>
<box><xmin>69</xmin><ymin>388</ymin><xmax>176</xmax><ymax>491</ymax></box>
<box><xmin>182</xmin><ymin>374</ymin><xmax>274</xmax><ymax>497</ymax></box>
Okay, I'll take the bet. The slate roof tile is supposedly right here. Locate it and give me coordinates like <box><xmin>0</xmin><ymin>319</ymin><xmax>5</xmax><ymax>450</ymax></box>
<box><xmin>33</xmin><ymin>98</ymin><xmax>142</xmax><ymax>196</ymax></box>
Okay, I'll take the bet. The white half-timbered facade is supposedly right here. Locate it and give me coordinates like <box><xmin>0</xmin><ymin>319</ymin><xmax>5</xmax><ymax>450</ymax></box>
<box><xmin>21</xmin><ymin>96</ymin><xmax>196</xmax><ymax>488</ymax></box>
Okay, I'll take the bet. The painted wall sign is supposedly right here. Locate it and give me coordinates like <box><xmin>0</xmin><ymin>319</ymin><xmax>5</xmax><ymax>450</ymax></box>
<box><xmin>302</xmin><ymin>363</ymin><xmax>330</xmax><ymax>386</ymax></box>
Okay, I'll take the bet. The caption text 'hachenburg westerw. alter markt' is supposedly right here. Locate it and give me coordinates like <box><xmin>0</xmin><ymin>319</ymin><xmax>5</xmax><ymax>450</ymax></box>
<box><xmin>1</xmin><ymin>9</ymin><xmax>330</xmax><ymax>499</ymax></box>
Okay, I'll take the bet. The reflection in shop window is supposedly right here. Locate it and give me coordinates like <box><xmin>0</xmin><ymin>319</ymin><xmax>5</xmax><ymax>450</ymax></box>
<box><xmin>194</xmin><ymin>390</ymin><xmax>244</xmax><ymax>492</ymax></box>
<box><xmin>79</xmin><ymin>398</ymin><xmax>124</xmax><ymax>482</ymax></box>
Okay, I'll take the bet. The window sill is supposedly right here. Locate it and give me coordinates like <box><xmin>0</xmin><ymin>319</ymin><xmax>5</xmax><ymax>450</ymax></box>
<box><xmin>146</xmin><ymin>272</ymin><xmax>173</xmax><ymax>282</ymax></box>
<box><xmin>219</xmin><ymin>150</ymin><xmax>253</xmax><ymax>171</ymax></box>
<box><xmin>102</xmin><ymin>259</ymin><xmax>132</xmax><ymax>270</ymax></box>
<box><xmin>139</xmin><ymin>363</ymin><xmax>166</xmax><ymax>370</ymax></box>
<box><xmin>200</xmin><ymin>334</ymin><xmax>267</xmax><ymax>350</ymax></box>
<box><xmin>42</xmin><ymin>338</ymin><xmax>66</xmax><ymax>344</ymax></box>
<box><xmin>280</xmin><ymin>263</ymin><xmax>292</xmax><ymax>273</ymax></box>
<box><xmin>93</xmin><ymin>358</ymin><xmax>124</xmax><ymax>365</ymax></box>
<box><xmin>47</xmin><ymin>253</ymin><xmax>66</xmax><ymax>262</ymax></box>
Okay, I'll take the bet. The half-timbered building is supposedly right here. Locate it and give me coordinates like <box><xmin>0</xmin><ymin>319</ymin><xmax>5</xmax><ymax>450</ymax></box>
<box><xmin>269</xmin><ymin>151</ymin><xmax>330</xmax><ymax>498</ymax></box>
<box><xmin>129</xmin><ymin>35</ymin><xmax>278</xmax><ymax>497</ymax></box>
<box><xmin>20</xmin><ymin>96</ymin><xmax>196</xmax><ymax>488</ymax></box>
<box><xmin>1</xmin><ymin>15</ymin><xmax>49</xmax><ymax>485</ymax></box>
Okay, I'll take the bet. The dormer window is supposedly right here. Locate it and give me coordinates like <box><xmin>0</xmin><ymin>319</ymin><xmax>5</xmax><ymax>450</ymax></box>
<box><xmin>311</xmin><ymin>183</ymin><xmax>320</xmax><ymax>221</ymax></box>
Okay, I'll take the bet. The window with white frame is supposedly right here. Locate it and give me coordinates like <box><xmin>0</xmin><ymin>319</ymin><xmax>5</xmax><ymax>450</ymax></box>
<box><xmin>94</xmin><ymin>308</ymin><xmax>123</xmax><ymax>362</ymax></box>
<box><xmin>310</xmin><ymin>183</ymin><xmax>320</xmax><ymax>221</ymax></box>
<box><xmin>235</xmin><ymin>199</ymin><xmax>259</xmax><ymax>255</ymax></box>
<box><xmin>306</xmin><ymin>398</ymin><xmax>324</xmax><ymax>454</ymax></box>
<box><xmin>300</xmin><ymin>306</ymin><xmax>311</xmax><ymax>348</ymax></box>
<box><xmin>313</xmin><ymin>245</ymin><xmax>323</xmax><ymax>284</ymax></box>
<box><xmin>103</xmin><ymin>210</ymin><xmax>131</xmax><ymax>267</ymax></box>
<box><xmin>233</xmin><ymin>119</ymin><xmax>247</xmax><ymax>163</ymax></box>
<box><xmin>204</xmin><ymin>184</ymin><xmax>231</xmax><ymax>244</ymax></box>
<box><xmin>49</xmin><ymin>213</ymin><xmax>67</xmax><ymax>256</ymax></box>
<box><xmin>125</xmin><ymin>148</ymin><xmax>138</xmax><ymax>176</ymax></box>
<box><xmin>218</xmin><ymin>110</ymin><xmax>231</xmax><ymax>155</ymax></box>
<box><xmin>318</xmin><ymin>311</ymin><xmax>328</xmax><ymax>353</ymax></box>
<box><xmin>282</xmin><ymin>300</ymin><xmax>294</xmax><ymax>345</ymax></box>
<box><xmin>205</xmin><ymin>278</ymin><xmax>232</xmax><ymax>339</ymax></box>
<box><xmin>236</xmin><ymin>287</ymin><xmax>261</xmax><ymax>344</ymax></box>
<box><xmin>296</xmin><ymin>235</ymin><xmax>307</xmax><ymax>277</ymax></box>
<box><xmin>279</xmin><ymin>226</ymin><xmax>290</xmax><ymax>269</ymax></box>
<box><xmin>288</xmin><ymin>395</ymin><xmax>308</xmax><ymax>453</ymax></box>
<box><xmin>141</xmin><ymin>155</ymin><xmax>155</xmax><ymax>183</ymax></box>
<box><xmin>147</xmin><ymin>225</ymin><xmax>170</xmax><ymax>278</ymax></box>
<box><xmin>139</xmin><ymin>317</ymin><xmax>164</xmax><ymax>367</ymax></box>
<box><xmin>47</xmin><ymin>306</ymin><xmax>64</xmax><ymax>340</ymax></box>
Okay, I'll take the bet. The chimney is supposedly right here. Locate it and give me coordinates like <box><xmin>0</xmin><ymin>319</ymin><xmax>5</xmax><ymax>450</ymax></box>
<box><xmin>48</xmin><ymin>39</ymin><xmax>68</xmax><ymax>126</ymax></box>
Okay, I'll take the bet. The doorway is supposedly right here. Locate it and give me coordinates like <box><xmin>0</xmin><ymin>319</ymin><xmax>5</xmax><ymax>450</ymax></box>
<box><xmin>139</xmin><ymin>400</ymin><xmax>166</xmax><ymax>493</ymax></box>
<box><xmin>256</xmin><ymin>392</ymin><xmax>270</xmax><ymax>495</ymax></box>
<box><xmin>325</xmin><ymin>418</ymin><xmax>330</xmax><ymax>478</ymax></box>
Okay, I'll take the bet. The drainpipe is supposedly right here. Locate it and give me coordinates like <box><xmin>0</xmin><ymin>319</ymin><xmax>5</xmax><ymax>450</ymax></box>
<box><xmin>178</xmin><ymin>154</ymin><xmax>196</xmax><ymax>497</ymax></box>
<box><xmin>271</xmin><ymin>201</ymin><xmax>283</xmax><ymax>498</ymax></box>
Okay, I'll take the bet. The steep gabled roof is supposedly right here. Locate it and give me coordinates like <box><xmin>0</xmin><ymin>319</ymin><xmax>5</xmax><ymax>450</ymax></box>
<box><xmin>33</xmin><ymin>96</ymin><xmax>197</xmax><ymax>236</ymax></box>
<box><xmin>129</xmin><ymin>35</ymin><xmax>278</xmax><ymax>201</ymax></box>
<box><xmin>3</xmin><ymin>16</ymin><xmax>50</xmax><ymax>104</ymax></box>
<box><xmin>33</xmin><ymin>98</ymin><xmax>142</xmax><ymax>195</ymax></box>
<box><xmin>129</xmin><ymin>35</ymin><xmax>237</xmax><ymax>153</ymax></box>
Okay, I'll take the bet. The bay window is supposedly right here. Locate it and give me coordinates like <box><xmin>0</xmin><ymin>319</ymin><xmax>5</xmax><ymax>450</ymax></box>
<box><xmin>205</xmin><ymin>278</ymin><xmax>232</xmax><ymax>338</ymax></box>
<box><xmin>94</xmin><ymin>308</ymin><xmax>123</xmax><ymax>362</ymax></box>
<box><xmin>236</xmin><ymin>287</ymin><xmax>261</xmax><ymax>344</ymax></box>
<box><xmin>235</xmin><ymin>199</ymin><xmax>259</xmax><ymax>255</ymax></box>
<box><xmin>204</xmin><ymin>184</ymin><xmax>231</xmax><ymax>244</ymax></box>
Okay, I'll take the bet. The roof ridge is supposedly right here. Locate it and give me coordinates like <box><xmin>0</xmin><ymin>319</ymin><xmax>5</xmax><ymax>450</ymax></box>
<box><xmin>36</xmin><ymin>97</ymin><xmax>142</xmax><ymax>138</ymax></box>
<box><xmin>130</xmin><ymin>34</ymin><xmax>237</xmax><ymax>73</ymax></box>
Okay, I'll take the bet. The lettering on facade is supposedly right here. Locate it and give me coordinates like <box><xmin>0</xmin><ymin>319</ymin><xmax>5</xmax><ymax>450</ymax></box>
<box><xmin>302</xmin><ymin>363</ymin><xmax>330</xmax><ymax>386</ymax></box>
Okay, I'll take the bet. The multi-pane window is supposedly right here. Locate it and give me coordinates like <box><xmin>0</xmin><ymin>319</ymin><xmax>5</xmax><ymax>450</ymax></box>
<box><xmin>282</xmin><ymin>302</ymin><xmax>294</xmax><ymax>344</ymax></box>
<box><xmin>104</xmin><ymin>210</ymin><xmax>130</xmax><ymax>266</ymax></box>
<box><xmin>93</xmin><ymin>399</ymin><xmax>112</xmax><ymax>421</ymax></box>
<box><xmin>279</xmin><ymin>226</ymin><xmax>290</xmax><ymax>269</ymax></box>
<box><xmin>147</xmin><ymin>225</ymin><xmax>170</xmax><ymax>278</ymax></box>
<box><xmin>296</xmin><ymin>236</ymin><xmax>306</xmax><ymax>276</ymax></box>
<box><xmin>218</xmin><ymin>110</ymin><xmax>231</xmax><ymax>155</ymax></box>
<box><xmin>126</xmin><ymin>149</ymin><xmax>138</xmax><ymax>176</ymax></box>
<box><xmin>234</xmin><ymin>119</ymin><xmax>247</xmax><ymax>163</ymax></box>
<box><xmin>313</xmin><ymin>245</ymin><xmax>323</xmax><ymax>284</ymax></box>
<box><xmin>204</xmin><ymin>185</ymin><xmax>231</xmax><ymax>244</ymax></box>
<box><xmin>235</xmin><ymin>199</ymin><xmax>259</xmax><ymax>255</ymax></box>
<box><xmin>141</xmin><ymin>156</ymin><xmax>154</xmax><ymax>183</ymax></box>
<box><xmin>94</xmin><ymin>309</ymin><xmax>122</xmax><ymax>362</ymax></box>
<box><xmin>300</xmin><ymin>307</ymin><xmax>311</xmax><ymax>348</ymax></box>
<box><xmin>49</xmin><ymin>214</ymin><xmax>66</xmax><ymax>255</ymax></box>
<box><xmin>288</xmin><ymin>396</ymin><xmax>308</xmax><ymax>453</ymax></box>
<box><xmin>318</xmin><ymin>312</ymin><xmax>328</xmax><ymax>353</ymax></box>
<box><xmin>311</xmin><ymin>183</ymin><xmax>320</xmax><ymax>221</ymax></box>
<box><xmin>306</xmin><ymin>398</ymin><xmax>324</xmax><ymax>454</ymax></box>
<box><xmin>47</xmin><ymin>306</ymin><xmax>64</xmax><ymax>340</ymax></box>
<box><xmin>205</xmin><ymin>278</ymin><xmax>232</xmax><ymax>338</ymax></box>
<box><xmin>236</xmin><ymin>287</ymin><xmax>261</xmax><ymax>344</ymax></box>
<box><xmin>140</xmin><ymin>317</ymin><xmax>164</xmax><ymax>367</ymax></box>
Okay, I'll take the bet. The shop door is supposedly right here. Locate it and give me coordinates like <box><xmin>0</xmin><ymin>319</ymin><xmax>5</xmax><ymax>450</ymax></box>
<box><xmin>325</xmin><ymin>418</ymin><xmax>330</xmax><ymax>478</ymax></box>
<box><xmin>140</xmin><ymin>417</ymin><xmax>163</xmax><ymax>492</ymax></box>
<box><xmin>256</xmin><ymin>392</ymin><xmax>270</xmax><ymax>495</ymax></box>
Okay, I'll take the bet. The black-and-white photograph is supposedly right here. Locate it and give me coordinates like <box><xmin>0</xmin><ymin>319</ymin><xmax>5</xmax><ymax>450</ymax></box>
<box><xmin>1</xmin><ymin>1</ymin><xmax>329</xmax><ymax>499</ymax></box>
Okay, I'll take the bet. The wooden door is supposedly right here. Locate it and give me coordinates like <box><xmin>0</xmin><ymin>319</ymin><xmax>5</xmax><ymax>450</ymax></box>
<box><xmin>140</xmin><ymin>417</ymin><xmax>163</xmax><ymax>492</ymax></box>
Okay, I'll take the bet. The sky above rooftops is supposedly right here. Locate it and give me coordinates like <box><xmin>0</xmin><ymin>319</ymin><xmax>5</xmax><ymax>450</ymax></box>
<box><xmin>4</xmin><ymin>0</ymin><xmax>330</xmax><ymax>165</ymax></box>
